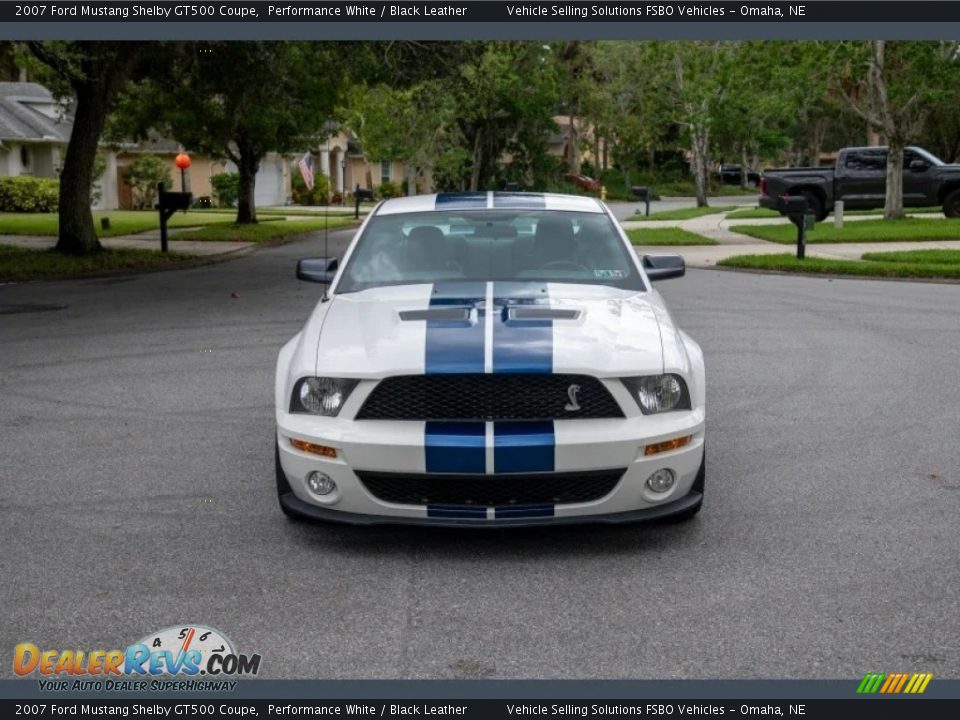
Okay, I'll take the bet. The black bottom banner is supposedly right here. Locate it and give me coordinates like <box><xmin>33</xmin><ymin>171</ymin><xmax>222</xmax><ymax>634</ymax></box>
<box><xmin>3</xmin><ymin>700</ymin><xmax>959</xmax><ymax>720</ymax></box>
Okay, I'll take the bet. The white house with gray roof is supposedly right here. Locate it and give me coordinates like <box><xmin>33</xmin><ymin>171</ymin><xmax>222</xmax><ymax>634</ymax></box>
<box><xmin>0</xmin><ymin>81</ymin><xmax>72</xmax><ymax>181</ymax></box>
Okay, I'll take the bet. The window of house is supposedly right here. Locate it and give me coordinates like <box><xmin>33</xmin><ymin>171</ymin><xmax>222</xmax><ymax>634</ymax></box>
<box><xmin>20</xmin><ymin>145</ymin><xmax>30</xmax><ymax>169</ymax></box>
<box><xmin>380</xmin><ymin>159</ymin><xmax>391</xmax><ymax>184</ymax></box>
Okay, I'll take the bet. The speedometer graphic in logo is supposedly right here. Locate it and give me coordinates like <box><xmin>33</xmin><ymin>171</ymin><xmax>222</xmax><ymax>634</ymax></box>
<box><xmin>136</xmin><ymin>624</ymin><xmax>235</xmax><ymax>673</ymax></box>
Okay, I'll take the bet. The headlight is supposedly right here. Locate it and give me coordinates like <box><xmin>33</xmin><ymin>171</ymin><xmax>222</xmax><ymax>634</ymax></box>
<box><xmin>290</xmin><ymin>377</ymin><xmax>359</xmax><ymax>416</ymax></box>
<box><xmin>621</xmin><ymin>374</ymin><xmax>690</xmax><ymax>414</ymax></box>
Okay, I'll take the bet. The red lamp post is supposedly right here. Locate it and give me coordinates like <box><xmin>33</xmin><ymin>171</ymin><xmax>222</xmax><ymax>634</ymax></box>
<box><xmin>174</xmin><ymin>153</ymin><xmax>191</xmax><ymax>192</ymax></box>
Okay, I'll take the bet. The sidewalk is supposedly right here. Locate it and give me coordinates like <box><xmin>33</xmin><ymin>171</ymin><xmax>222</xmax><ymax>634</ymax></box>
<box><xmin>0</xmin><ymin>228</ymin><xmax>254</xmax><ymax>257</ymax></box>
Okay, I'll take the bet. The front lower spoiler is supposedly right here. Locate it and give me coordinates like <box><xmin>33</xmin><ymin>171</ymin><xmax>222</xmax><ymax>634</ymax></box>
<box><xmin>278</xmin><ymin>489</ymin><xmax>703</xmax><ymax>528</ymax></box>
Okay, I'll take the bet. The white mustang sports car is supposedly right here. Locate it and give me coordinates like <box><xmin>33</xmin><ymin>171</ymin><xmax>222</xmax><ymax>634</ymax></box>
<box><xmin>275</xmin><ymin>192</ymin><xmax>705</xmax><ymax>526</ymax></box>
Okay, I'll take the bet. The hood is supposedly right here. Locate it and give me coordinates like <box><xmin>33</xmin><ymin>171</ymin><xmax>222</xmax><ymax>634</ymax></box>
<box><xmin>312</xmin><ymin>282</ymin><xmax>667</xmax><ymax>378</ymax></box>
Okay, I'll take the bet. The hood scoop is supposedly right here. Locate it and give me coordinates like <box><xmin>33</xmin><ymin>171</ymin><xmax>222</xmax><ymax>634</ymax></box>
<box><xmin>398</xmin><ymin>306</ymin><xmax>581</xmax><ymax>322</ymax></box>
<box><xmin>399</xmin><ymin>307</ymin><xmax>472</xmax><ymax>322</ymax></box>
<box><xmin>508</xmin><ymin>307</ymin><xmax>581</xmax><ymax>321</ymax></box>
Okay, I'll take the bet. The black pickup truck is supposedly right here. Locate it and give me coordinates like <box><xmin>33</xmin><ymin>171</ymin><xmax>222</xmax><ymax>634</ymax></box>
<box><xmin>759</xmin><ymin>146</ymin><xmax>960</xmax><ymax>220</ymax></box>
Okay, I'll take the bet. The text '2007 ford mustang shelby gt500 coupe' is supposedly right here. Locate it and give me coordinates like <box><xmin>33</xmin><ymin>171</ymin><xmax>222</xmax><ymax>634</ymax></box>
<box><xmin>275</xmin><ymin>192</ymin><xmax>705</xmax><ymax>526</ymax></box>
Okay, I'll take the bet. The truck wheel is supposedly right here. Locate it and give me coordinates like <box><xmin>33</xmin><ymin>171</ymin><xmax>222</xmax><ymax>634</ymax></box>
<box><xmin>801</xmin><ymin>192</ymin><xmax>827</xmax><ymax>222</ymax></box>
<box><xmin>943</xmin><ymin>190</ymin><xmax>960</xmax><ymax>218</ymax></box>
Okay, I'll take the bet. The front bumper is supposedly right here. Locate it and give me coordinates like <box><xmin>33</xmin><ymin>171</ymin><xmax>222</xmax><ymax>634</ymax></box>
<box><xmin>276</xmin><ymin>409</ymin><xmax>705</xmax><ymax>526</ymax></box>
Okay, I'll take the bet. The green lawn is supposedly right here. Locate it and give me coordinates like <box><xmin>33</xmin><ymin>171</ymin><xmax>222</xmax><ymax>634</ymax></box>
<box><xmin>717</xmin><ymin>251</ymin><xmax>960</xmax><ymax>280</ymax></box>
<box><xmin>174</xmin><ymin>215</ymin><xmax>358</xmax><ymax>243</ymax></box>
<box><xmin>725</xmin><ymin>205</ymin><xmax>943</xmax><ymax>220</ymax></box>
<box><xmin>0</xmin><ymin>244</ymin><xmax>198</xmax><ymax>281</ymax></box>
<box><xmin>0</xmin><ymin>210</ymin><xmax>245</xmax><ymax>238</ymax></box>
<box><xmin>635</xmin><ymin>205</ymin><xmax>736</xmax><ymax>221</ymax></box>
<box><xmin>730</xmin><ymin>217</ymin><xmax>960</xmax><ymax>244</ymax></box>
<box><xmin>626</xmin><ymin>227</ymin><xmax>717</xmax><ymax>246</ymax></box>
<box><xmin>725</xmin><ymin>207</ymin><xmax>780</xmax><ymax>219</ymax></box>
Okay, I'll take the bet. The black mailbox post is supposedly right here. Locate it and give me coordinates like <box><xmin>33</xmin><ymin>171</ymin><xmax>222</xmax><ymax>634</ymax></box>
<box><xmin>354</xmin><ymin>184</ymin><xmax>374</xmax><ymax>219</ymax></box>
<box><xmin>157</xmin><ymin>182</ymin><xmax>192</xmax><ymax>253</ymax></box>
<box><xmin>632</xmin><ymin>186</ymin><xmax>651</xmax><ymax>217</ymax></box>
<box><xmin>777</xmin><ymin>194</ymin><xmax>813</xmax><ymax>259</ymax></box>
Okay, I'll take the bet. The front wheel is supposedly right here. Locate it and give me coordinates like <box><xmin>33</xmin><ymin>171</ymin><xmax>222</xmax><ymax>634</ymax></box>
<box><xmin>943</xmin><ymin>189</ymin><xmax>960</xmax><ymax>218</ymax></box>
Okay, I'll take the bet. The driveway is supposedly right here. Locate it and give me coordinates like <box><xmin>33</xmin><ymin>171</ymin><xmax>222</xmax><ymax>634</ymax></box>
<box><xmin>1</xmin><ymin>230</ymin><xmax>958</xmax><ymax>679</ymax></box>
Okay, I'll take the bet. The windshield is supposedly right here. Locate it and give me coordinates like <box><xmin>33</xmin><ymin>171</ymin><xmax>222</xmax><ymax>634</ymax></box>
<box><xmin>911</xmin><ymin>147</ymin><xmax>945</xmax><ymax>166</ymax></box>
<box><xmin>336</xmin><ymin>210</ymin><xmax>644</xmax><ymax>293</ymax></box>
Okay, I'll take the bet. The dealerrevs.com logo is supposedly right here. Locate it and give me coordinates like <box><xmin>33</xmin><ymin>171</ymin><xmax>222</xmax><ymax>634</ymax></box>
<box><xmin>14</xmin><ymin>625</ymin><xmax>261</xmax><ymax>692</ymax></box>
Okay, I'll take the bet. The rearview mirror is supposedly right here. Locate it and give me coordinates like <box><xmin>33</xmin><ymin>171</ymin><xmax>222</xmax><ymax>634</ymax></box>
<box><xmin>642</xmin><ymin>254</ymin><xmax>685</xmax><ymax>282</ymax></box>
<box><xmin>297</xmin><ymin>257</ymin><xmax>338</xmax><ymax>284</ymax></box>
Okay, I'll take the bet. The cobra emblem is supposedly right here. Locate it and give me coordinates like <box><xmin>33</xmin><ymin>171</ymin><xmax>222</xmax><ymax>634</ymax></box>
<box><xmin>565</xmin><ymin>384</ymin><xmax>582</xmax><ymax>412</ymax></box>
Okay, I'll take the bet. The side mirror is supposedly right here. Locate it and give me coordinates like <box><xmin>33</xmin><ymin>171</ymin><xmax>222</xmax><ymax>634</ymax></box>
<box><xmin>297</xmin><ymin>257</ymin><xmax>338</xmax><ymax>284</ymax></box>
<box><xmin>909</xmin><ymin>159</ymin><xmax>929</xmax><ymax>171</ymax></box>
<box><xmin>642</xmin><ymin>254</ymin><xmax>685</xmax><ymax>282</ymax></box>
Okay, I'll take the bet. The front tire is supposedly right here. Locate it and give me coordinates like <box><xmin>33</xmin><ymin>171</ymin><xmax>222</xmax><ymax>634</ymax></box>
<box><xmin>943</xmin><ymin>189</ymin><xmax>960</xmax><ymax>218</ymax></box>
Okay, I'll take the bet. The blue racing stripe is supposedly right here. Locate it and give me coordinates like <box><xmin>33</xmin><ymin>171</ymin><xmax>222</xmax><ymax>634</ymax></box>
<box><xmin>428</xmin><ymin>505</ymin><xmax>487</xmax><ymax>519</ymax></box>
<box><xmin>494</xmin><ymin>504</ymin><xmax>555</xmax><ymax>519</ymax></box>
<box><xmin>425</xmin><ymin>421</ymin><xmax>486</xmax><ymax>473</ymax></box>
<box><xmin>494</xmin><ymin>421</ymin><xmax>555</xmax><ymax>473</ymax></box>
<box><xmin>425</xmin><ymin>281</ymin><xmax>486</xmax><ymax>374</ymax></box>
<box><xmin>492</xmin><ymin>192</ymin><xmax>546</xmax><ymax>209</ymax></box>
<box><xmin>492</xmin><ymin>282</ymin><xmax>553</xmax><ymax>374</ymax></box>
<box><xmin>435</xmin><ymin>192</ymin><xmax>487</xmax><ymax>210</ymax></box>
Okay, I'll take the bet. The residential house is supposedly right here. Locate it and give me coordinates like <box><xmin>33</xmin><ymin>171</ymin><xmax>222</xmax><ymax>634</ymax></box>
<box><xmin>0</xmin><ymin>82</ymin><xmax>71</xmax><ymax>182</ymax></box>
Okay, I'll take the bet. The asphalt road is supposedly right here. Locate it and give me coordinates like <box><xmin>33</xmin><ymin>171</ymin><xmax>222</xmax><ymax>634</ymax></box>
<box><xmin>1</xmin><ymin>229</ymin><xmax>958</xmax><ymax>680</ymax></box>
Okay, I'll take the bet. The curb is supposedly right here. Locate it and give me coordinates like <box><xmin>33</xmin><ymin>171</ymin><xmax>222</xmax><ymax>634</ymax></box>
<box><xmin>704</xmin><ymin>263</ymin><xmax>960</xmax><ymax>286</ymax></box>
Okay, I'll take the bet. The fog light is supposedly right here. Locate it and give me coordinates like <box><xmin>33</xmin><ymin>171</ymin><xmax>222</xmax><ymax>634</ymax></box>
<box><xmin>646</xmin><ymin>468</ymin><xmax>676</xmax><ymax>493</ymax></box>
<box><xmin>306</xmin><ymin>471</ymin><xmax>336</xmax><ymax>496</ymax></box>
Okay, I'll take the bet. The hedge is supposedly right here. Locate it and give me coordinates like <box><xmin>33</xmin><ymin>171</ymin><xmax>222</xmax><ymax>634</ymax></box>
<box><xmin>0</xmin><ymin>176</ymin><xmax>60</xmax><ymax>213</ymax></box>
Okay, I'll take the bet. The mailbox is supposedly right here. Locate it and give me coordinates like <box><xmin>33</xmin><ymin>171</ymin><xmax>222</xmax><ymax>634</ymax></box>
<box><xmin>354</xmin><ymin>184</ymin><xmax>375</xmax><ymax>219</ymax></box>
<box><xmin>777</xmin><ymin>195</ymin><xmax>808</xmax><ymax>216</ymax></box>
<box><xmin>631</xmin><ymin>186</ymin><xmax>652</xmax><ymax>217</ymax></box>
<box><xmin>777</xmin><ymin>194</ymin><xmax>814</xmax><ymax>259</ymax></box>
<box><xmin>156</xmin><ymin>182</ymin><xmax>193</xmax><ymax>253</ymax></box>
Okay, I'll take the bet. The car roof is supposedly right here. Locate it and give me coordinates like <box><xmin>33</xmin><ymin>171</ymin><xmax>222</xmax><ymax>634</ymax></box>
<box><xmin>375</xmin><ymin>192</ymin><xmax>606</xmax><ymax>216</ymax></box>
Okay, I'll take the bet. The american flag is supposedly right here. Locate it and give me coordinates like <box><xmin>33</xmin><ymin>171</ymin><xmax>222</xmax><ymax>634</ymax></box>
<box><xmin>297</xmin><ymin>152</ymin><xmax>314</xmax><ymax>191</ymax></box>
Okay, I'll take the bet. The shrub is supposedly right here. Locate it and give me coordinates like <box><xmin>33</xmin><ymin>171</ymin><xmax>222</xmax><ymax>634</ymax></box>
<box><xmin>124</xmin><ymin>154</ymin><xmax>172</xmax><ymax>209</ymax></box>
<box><xmin>210</xmin><ymin>172</ymin><xmax>240</xmax><ymax>208</ymax></box>
<box><xmin>0</xmin><ymin>176</ymin><xmax>59</xmax><ymax>212</ymax></box>
<box><xmin>291</xmin><ymin>169</ymin><xmax>330</xmax><ymax>206</ymax></box>
<box><xmin>377</xmin><ymin>180</ymin><xmax>402</xmax><ymax>199</ymax></box>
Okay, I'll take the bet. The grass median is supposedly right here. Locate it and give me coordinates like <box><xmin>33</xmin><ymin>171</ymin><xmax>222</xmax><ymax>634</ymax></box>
<box><xmin>726</xmin><ymin>206</ymin><xmax>945</xmax><ymax>221</ymax></box>
<box><xmin>718</xmin><ymin>249</ymin><xmax>960</xmax><ymax>280</ymax></box>
<box><xmin>174</xmin><ymin>215</ymin><xmax>358</xmax><ymax>243</ymax></box>
<box><xmin>0</xmin><ymin>210</ymin><xmax>245</xmax><ymax>238</ymax></box>
<box><xmin>730</xmin><ymin>217</ymin><xmax>960</xmax><ymax>244</ymax></box>
<box><xmin>635</xmin><ymin>205</ymin><xmax>736</xmax><ymax>221</ymax></box>
<box><xmin>0</xmin><ymin>244</ymin><xmax>199</xmax><ymax>282</ymax></box>
<box><xmin>626</xmin><ymin>227</ymin><xmax>717</xmax><ymax>245</ymax></box>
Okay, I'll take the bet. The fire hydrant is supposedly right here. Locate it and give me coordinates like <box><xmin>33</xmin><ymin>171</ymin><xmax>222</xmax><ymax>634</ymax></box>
<box><xmin>600</xmin><ymin>186</ymin><xmax>607</xmax><ymax>201</ymax></box>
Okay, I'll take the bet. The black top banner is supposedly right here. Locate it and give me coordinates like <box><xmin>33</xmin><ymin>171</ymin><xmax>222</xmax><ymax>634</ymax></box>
<box><xmin>6</xmin><ymin>1</ymin><xmax>960</xmax><ymax>24</ymax></box>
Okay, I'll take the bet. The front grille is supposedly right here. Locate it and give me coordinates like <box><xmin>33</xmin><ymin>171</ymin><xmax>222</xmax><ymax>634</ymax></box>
<box><xmin>355</xmin><ymin>374</ymin><xmax>624</xmax><ymax>421</ymax></box>
<box><xmin>356</xmin><ymin>469</ymin><xmax>626</xmax><ymax>507</ymax></box>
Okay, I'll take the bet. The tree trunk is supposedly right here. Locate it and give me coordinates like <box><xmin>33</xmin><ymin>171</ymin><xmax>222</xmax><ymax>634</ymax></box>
<box><xmin>235</xmin><ymin>150</ymin><xmax>261</xmax><ymax>224</ymax></box>
<box><xmin>406</xmin><ymin>164</ymin><xmax>417</xmax><ymax>196</ymax></box>
<box><xmin>469</xmin><ymin>130</ymin><xmax>483</xmax><ymax>192</ymax></box>
<box><xmin>56</xmin><ymin>89</ymin><xmax>107</xmax><ymax>255</ymax></box>
<box><xmin>691</xmin><ymin>124</ymin><xmax>710</xmax><ymax>208</ymax></box>
<box><xmin>884</xmin><ymin>139</ymin><xmax>906</xmax><ymax>220</ymax></box>
<box><xmin>740</xmin><ymin>145</ymin><xmax>750</xmax><ymax>190</ymax></box>
<box><xmin>568</xmin><ymin>108</ymin><xmax>581</xmax><ymax>175</ymax></box>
